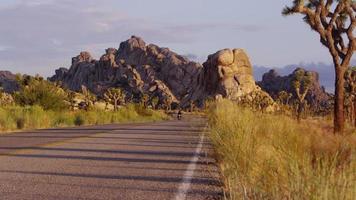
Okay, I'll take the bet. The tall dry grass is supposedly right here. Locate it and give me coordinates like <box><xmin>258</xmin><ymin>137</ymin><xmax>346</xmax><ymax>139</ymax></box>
<box><xmin>208</xmin><ymin>100</ymin><xmax>355</xmax><ymax>200</ymax></box>
<box><xmin>0</xmin><ymin>104</ymin><xmax>168</xmax><ymax>132</ymax></box>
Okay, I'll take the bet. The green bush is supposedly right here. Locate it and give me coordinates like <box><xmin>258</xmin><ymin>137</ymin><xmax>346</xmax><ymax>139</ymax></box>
<box><xmin>14</xmin><ymin>75</ymin><xmax>68</xmax><ymax>111</ymax></box>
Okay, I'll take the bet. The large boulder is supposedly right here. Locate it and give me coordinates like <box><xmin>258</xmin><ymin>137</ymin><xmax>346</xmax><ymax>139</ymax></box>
<box><xmin>182</xmin><ymin>48</ymin><xmax>269</xmax><ymax>107</ymax></box>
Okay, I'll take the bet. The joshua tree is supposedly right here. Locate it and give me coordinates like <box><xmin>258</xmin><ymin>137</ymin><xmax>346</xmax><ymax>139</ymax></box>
<box><xmin>189</xmin><ymin>100</ymin><xmax>195</xmax><ymax>112</ymax></box>
<box><xmin>283</xmin><ymin>0</ymin><xmax>355</xmax><ymax>133</ymax></box>
<box><xmin>141</xmin><ymin>94</ymin><xmax>149</xmax><ymax>109</ymax></box>
<box><xmin>278</xmin><ymin>91</ymin><xmax>293</xmax><ymax>105</ymax></box>
<box><xmin>278</xmin><ymin>91</ymin><xmax>293</xmax><ymax>114</ymax></box>
<box><xmin>292</xmin><ymin>69</ymin><xmax>313</xmax><ymax>122</ymax></box>
<box><xmin>104</xmin><ymin>88</ymin><xmax>126</xmax><ymax>111</ymax></box>
<box><xmin>81</xmin><ymin>85</ymin><xmax>96</xmax><ymax>111</ymax></box>
<box><xmin>345</xmin><ymin>67</ymin><xmax>356</xmax><ymax>126</ymax></box>
<box><xmin>151</xmin><ymin>96</ymin><xmax>159</xmax><ymax>110</ymax></box>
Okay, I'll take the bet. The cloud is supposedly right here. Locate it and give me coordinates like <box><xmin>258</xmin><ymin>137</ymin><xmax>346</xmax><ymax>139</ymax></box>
<box><xmin>0</xmin><ymin>45</ymin><xmax>11</xmax><ymax>51</ymax></box>
<box><xmin>183</xmin><ymin>53</ymin><xmax>199</xmax><ymax>60</ymax></box>
<box><xmin>0</xmin><ymin>0</ymin><xmax>200</xmax><ymax>76</ymax></box>
<box><xmin>167</xmin><ymin>23</ymin><xmax>265</xmax><ymax>33</ymax></box>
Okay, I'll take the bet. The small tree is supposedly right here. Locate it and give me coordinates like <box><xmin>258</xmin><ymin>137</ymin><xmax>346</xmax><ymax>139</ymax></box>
<box><xmin>81</xmin><ymin>85</ymin><xmax>96</xmax><ymax>111</ymax></box>
<box><xmin>151</xmin><ymin>96</ymin><xmax>159</xmax><ymax>110</ymax></box>
<box><xmin>104</xmin><ymin>88</ymin><xmax>126</xmax><ymax>111</ymax></box>
<box><xmin>278</xmin><ymin>91</ymin><xmax>293</xmax><ymax>105</ymax></box>
<box><xmin>283</xmin><ymin>0</ymin><xmax>355</xmax><ymax>133</ymax></box>
<box><xmin>292</xmin><ymin>69</ymin><xmax>313</xmax><ymax>122</ymax></box>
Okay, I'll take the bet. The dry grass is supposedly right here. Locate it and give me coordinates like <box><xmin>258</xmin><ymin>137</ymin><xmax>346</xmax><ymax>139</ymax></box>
<box><xmin>208</xmin><ymin>100</ymin><xmax>355</xmax><ymax>200</ymax></box>
<box><xmin>0</xmin><ymin>104</ymin><xmax>168</xmax><ymax>132</ymax></box>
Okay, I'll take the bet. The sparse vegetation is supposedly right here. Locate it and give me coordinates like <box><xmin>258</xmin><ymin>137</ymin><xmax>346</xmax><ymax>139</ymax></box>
<box><xmin>0</xmin><ymin>74</ymin><xmax>168</xmax><ymax>132</ymax></box>
<box><xmin>0</xmin><ymin>104</ymin><xmax>167</xmax><ymax>132</ymax></box>
<box><xmin>208</xmin><ymin>100</ymin><xmax>355</xmax><ymax>200</ymax></box>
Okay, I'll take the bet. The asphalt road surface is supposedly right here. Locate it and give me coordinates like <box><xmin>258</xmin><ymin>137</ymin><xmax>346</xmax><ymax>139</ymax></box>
<box><xmin>0</xmin><ymin>116</ymin><xmax>222</xmax><ymax>200</ymax></box>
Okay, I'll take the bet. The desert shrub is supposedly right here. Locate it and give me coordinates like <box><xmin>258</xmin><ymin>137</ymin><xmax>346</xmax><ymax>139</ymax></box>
<box><xmin>134</xmin><ymin>103</ymin><xmax>154</xmax><ymax>117</ymax></box>
<box><xmin>16</xmin><ymin>118</ymin><xmax>25</xmax><ymax>129</ymax></box>
<box><xmin>74</xmin><ymin>114</ymin><xmax>85</xmax><ymax>126</ymax></box>
<box><xmin>53</xmin><ymin>112</ymin><xmax>74</xmax><ymax>127</ymax></box>
<box><xmin>208</xmin><ymin>99</ymin><xmax>355</xmax><ymax>200</ymax></box>
<box><xmin>14</xmin><ymin>75</ymin><xmax>68</xmax><ymax>111</ymax></box>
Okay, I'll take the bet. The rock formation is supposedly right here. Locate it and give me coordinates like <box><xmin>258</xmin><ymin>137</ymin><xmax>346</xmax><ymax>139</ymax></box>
<box><xmin>0</xmin><ymin>71</ymin><xmax>19</xmax><ymax>93</ymax></box>
<box><xmin>49</xmin><ymin>36</ymin><xmax>203</xmax><ymax>105</ymax></box>
<box><xmin>115</xmin><ymin>36</ymin><xmax>202</xmax><ymax>99</ymax></box>
<box><xmin>50</xmin><ymin>36</ymin><xmax>271</xmax><ymax>108</ymax></box>
<box><xmin>183</xmin><ymin>48</ymin><xmax>269</xmax><ymax>106</ymax></box>
<box><xmin>258</xmin><ymin>68</ymin><xmax>332</xmax><ymax>111</ymax></box>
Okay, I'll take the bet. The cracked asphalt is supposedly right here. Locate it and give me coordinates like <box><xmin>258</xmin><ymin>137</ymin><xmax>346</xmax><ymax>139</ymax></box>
<box><xmin>0</xmin><ymin>117</ymin><xmax>222</xmax><ymax>200</ymax></box>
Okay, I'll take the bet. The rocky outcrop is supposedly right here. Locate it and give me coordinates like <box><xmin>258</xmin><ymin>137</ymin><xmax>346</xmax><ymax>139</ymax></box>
<box><xmin>50</xmin><ymin>36</ymin><xmax>201</xmax><ymax>104</ymax></box>
<box><xmin>50</xmin><ymin>36</ymin><xmax>271</xmax><ymax>108</ymax></box>
<box><xmin>258</xmin><ymin>68</ymin><xmax>331</xmax><ymax>110</ymax></box>
<box><xmin>0</xmin><ymin>71</ymin><xmax>19</xmax><ymax>93</ymax></box>
<box><xmin>116</xmin><ymin>36</ymin><xmax>202</xmax><ymax>98</ymax></box>
<box><xmin>183</xmin><ymin>48</ymin><xmax>272</xmax><ymax>107</ymax></box>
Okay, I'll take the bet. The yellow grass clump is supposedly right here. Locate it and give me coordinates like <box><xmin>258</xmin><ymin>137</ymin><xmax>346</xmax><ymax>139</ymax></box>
<box><xmin>208</xmin><ymin>99</ymin><xmax>355</xmax><ymax>200</ymax></box>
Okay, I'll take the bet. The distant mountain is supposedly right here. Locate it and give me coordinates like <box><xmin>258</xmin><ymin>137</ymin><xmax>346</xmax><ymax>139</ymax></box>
<box><xmin>254</xmin><ymin>60</ymin><xmax>356</xmax><ymax>92</ymax></box>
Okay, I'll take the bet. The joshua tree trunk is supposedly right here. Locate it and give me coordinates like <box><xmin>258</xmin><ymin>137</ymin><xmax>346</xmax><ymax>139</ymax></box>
<box><xmin>353</xmin><ymin>97</ymin><xmax>356</xmax><ymax>127</ymax></box>
<box><xmin>297</xmin><ymin>100</ymin><xmax>306</xmax><ymax>123</ymax></box>
<box><xmin>297</xmin><ymin>103</ymin><xmax>302</xmax><ymax>123</ymax></box>
<box><xmin>114</xmin><ymin>98</ymin><xmax>118</xmax><ymax>111</ymax></box>
<box><xmin>334</xmin><ymin>67</ymin><xmax>346</xmax><ymax>132</ymax></box>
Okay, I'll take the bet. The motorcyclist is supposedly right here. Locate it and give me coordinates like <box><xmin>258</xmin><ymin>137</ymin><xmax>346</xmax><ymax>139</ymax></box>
<box><xmin>177</xmin><ymin>109</ymin><xmax>182</xmax><ymax>120</ymax></box>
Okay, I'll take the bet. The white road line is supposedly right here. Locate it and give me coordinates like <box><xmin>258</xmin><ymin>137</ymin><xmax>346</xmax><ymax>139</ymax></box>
<box><xmin>174</xmin><ymin>134</ymin><xmax>205</xmax><ymax>200</ymax></box>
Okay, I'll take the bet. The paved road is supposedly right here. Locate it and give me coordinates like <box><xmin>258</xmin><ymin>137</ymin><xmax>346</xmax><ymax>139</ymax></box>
<box><xmin>0</xmin><ymin>117</ymin><xmax>222</xmax><ymax>200</ymax></box>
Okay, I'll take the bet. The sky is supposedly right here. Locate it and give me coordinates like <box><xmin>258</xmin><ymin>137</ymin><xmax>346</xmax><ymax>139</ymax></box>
<box><xmin>0</xmin><ymin>0</ymin><xmax>345</xmax><ymax>77</ymax></box>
